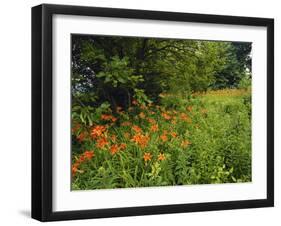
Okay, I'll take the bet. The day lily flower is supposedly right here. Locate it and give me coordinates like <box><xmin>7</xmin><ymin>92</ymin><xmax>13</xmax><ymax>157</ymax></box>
<box><xmin>143</xmin><ymin>152</ymin><xmax>152</xmax><ymax>162</ymax></box>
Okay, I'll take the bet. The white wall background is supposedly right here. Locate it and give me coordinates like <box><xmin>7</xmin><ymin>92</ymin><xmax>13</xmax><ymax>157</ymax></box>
<box><xmin>0</xmin><ymin>0</ymin><xmax>279</xmax><ymax>225</ymax></box>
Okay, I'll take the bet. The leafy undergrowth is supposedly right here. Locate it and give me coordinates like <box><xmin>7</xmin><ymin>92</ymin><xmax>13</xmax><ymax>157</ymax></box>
<box><xmin>71</xmin><ymin>89</ymin><xmax>251</xmax><ymax>190</ymax></box>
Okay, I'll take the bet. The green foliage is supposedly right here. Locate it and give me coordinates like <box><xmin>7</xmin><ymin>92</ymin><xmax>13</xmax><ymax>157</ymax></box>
<box><xmin>70</xmin><ymin>35</ymin><xmax>252</xmax><ymax>190</ymax></box>
<box><xmin>239</xmin><ymin>74</ymin><xmax>252</xmax><ymax>90</ymax></box>
<box><xmin>159</xmin><ymin>94</ymin><xmax>189</xmax><ymax>110</ymax></box>
<box><xmin>133</xmin><ymin>88</ymin><xmax>152</xmax><ymax>106</ymax></box>
<box><xmin>72</xmin><ymin>102</ymin><xmax>111</xmax><ymax>126</ymax></box>
<box><xmin>96</xmin><ymin>56</ymin><xmax>143</xmax><ymax>88</ymax></box>
<box><xmin>72</xmin><ymin>89</ymin><xmax>251</xmax><ymax>189</ymax></box>
<box><xmin>213</xmin><ymin>42</ymin><xmax>252</xmax><ymax>88</ymax></box>
<box><xmin>72</xmin><ymin>36</ymin><xmax>251</xmax><ymax>110</ymax></box>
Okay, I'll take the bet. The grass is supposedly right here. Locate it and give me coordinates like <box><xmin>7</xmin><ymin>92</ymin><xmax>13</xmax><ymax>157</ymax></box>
<box><xmin>71</xmin><ymin>88</ymin><xmax>251</xmax><ymax>190</ymax></box>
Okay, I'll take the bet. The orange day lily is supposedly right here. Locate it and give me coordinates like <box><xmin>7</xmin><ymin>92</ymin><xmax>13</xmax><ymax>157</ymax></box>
<box><xmin>132</xmin><ymin>125</ymin><xmax>142</xmax><ymax>133</ymax></box>
<box><xmin>72</xmin><ymin>165</ymin><xmax>78</xmax><ymax>176</ymax></box>
<box><xmin>110</xmin><ymin>144</ymin><xmax>119</xmax><ymax>155</ymax></box>
<box><xmin>131</xmin><ymin>133</ymin><xmax>150</xmax><ymax>148</ymax></box>
<box><xmin>96</xmin><ymin>137</ymin><xmax>108</xmax><ymax>149</ymax></box>
<box><xmin>143</xmin><ymin>152</ymin><xmax>152</xmax><ymax>162</ymax></box>
<box><xmin>77</xmin><ymin>131</ymin><xmax>86</xmax><ymax>142</ymax></box>
<box><xmin>162</xmin><ymin>112</ymin><xmax>172</xmax><ymax>120</ymax></box>
<box><xmin>160</xmin><ymin>134</ymin><xmax>168</xmax><ymax>142</ymax></box>
<box><xmin>101</xmin><ymin>114</ymin><xmax>112</xmax><ymax>121</ymax></box>
<box><xmin>91</xmin><ymin>125</ymin><xmax>106</xmax><ymax>139</ymax></box>
<box><xmin>72</xmin><ymin>150</ymin><xmax>94</xmax><ymax>177</ymax></box>
<box><xmin>84</xmin><ymin>150</ymin><xmax>95</xmax><ymax>160</ymax></box>
<box><xmin>150</xmin><ymin>124</ymin><xmax>159</xmax><ymax>132</ymax></box>
<box><xmin>119</xmin><ymin>143</ymin><xmax>127</xmax><ymax>150</ymax></box>
<box><xmin>158</xmin><ymin>153</ymin><xmax>166</xmax><ymax>161</ymax></box>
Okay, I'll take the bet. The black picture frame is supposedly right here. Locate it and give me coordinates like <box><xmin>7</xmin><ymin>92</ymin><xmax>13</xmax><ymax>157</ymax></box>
<box><xmin>31</xmin><ymin>3</ymin><xmax>274</xmax><ymax>222</ymax></box>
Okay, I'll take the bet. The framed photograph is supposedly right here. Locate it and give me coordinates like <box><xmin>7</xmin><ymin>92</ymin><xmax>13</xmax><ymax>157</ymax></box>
<box><xmin>32</xmin><ymin>4</ymin><xmax>274</xmax><ymax>221</ymax></box>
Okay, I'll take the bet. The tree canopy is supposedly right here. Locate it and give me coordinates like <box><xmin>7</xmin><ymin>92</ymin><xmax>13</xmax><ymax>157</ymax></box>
<box><xmin>71</xmin><ymin>35</ymin><xmax>251</xmax><ymax>111</ymax></box>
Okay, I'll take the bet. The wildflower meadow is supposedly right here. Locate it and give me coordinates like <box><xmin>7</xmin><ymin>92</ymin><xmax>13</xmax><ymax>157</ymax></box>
<box><xmin>71</xmin><ymin>35</ymin><xmax>252</xmax><ymax>190</ymax></box>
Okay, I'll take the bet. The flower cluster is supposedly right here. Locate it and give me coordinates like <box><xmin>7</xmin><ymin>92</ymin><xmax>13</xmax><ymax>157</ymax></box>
<box><xmin>91</xmin><ymin>125</ymin><xmax>107</xmax><ymax>139</ymax></box>
<box><xmin>101</xmin><ymin>114</ymin><xmax>117</xmax><ymax>122</ymax></box>
<box><xmin>131</xmin><ymin>133</ymin><xmax>150</xmax><ymax>149</ymax></box>
<box><xmin>72</xmin><ymin>150</ymin><xmax>94</xmax><ymax>176</ymax></box>
<box><xmin>72</xmin><ymin>99</ymin><xmax>196</xmax><ymax>178</ymax></box>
